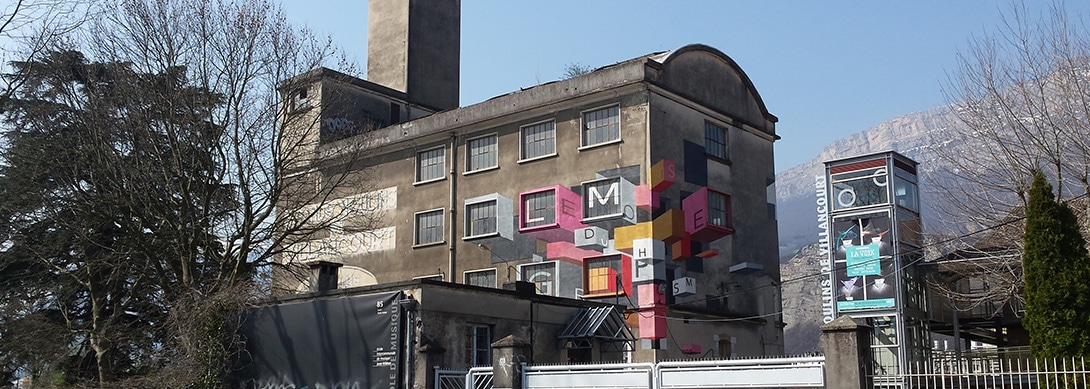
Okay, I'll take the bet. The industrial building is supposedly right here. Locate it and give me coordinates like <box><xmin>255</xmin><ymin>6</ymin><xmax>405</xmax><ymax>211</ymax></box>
<box><xmin>270</xmin><ymin>0</ymin><xmax>784</xmax><ymax>371</ymax></box>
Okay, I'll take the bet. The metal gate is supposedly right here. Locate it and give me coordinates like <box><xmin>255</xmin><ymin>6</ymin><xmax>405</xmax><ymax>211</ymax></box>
<box><xmin>514</xmin><ymin>356</ymin><xmax>824</xmax><ymax>389</ymax></box>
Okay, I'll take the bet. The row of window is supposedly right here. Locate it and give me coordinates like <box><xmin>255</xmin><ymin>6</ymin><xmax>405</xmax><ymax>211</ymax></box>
<box><xmin>417</xmin><ymin>111</ymin><xmax>732</xmax><ymax>184</ymax></box>
<box><xmin>415</xmin><ymin>105</ymin><xmax>622</xmax><ymax>183</ymax></box>
<box><xmin>462</xmin><ymin>256</ymin><xmax>622</xmax><ymax>298</ymax></box>
<box><xmin>415</xmin><ymin>186</ymin><xmax>731</xmax><ymax>246</ymax></box>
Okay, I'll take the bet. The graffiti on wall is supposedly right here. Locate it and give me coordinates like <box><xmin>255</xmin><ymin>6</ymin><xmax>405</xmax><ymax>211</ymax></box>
<box><xmin>289</xmin><ymin>187</ymin><xmax>398</xmax><ymax>262</ymax></box>
<box><xmin>465</xmin><ymin>159</ymin><xmax>734</xmax><ymax>340</ymax></box>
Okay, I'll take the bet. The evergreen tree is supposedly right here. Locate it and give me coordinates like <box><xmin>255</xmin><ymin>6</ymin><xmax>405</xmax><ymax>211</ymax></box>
<box><xmin>1022</xmin><ymin>170</ymin><xmax>1090</xmax><ymax>357</ymax></box>
<box><xmin>0</xmin><ymin>50</ymin><xmax>229</xmax><ymax>385</ymax></box>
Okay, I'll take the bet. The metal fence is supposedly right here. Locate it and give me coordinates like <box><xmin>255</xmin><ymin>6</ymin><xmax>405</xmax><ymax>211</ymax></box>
<box><xmin>440</xmin><ymin>355</ymin><xmax>825</xmax><ymax>389</ymax></box>
<box><xmin>441</xmin><ymin>351</ymin><xmax>1090</xmax><ymax>389</ymax></box>
<box><xmin>873</xmin><ymin>350</ymin><xmax>1088</xmax><ymax>389</ymax></box>
<box><xmin>435</xmin><ymin>369</ymin><xmax>467</xmax><ymax>389</ymax></box>
<box><xmin>469</xmin><ymin>367</ymin><xmax>494</xmax><ymax>389</ymax></box>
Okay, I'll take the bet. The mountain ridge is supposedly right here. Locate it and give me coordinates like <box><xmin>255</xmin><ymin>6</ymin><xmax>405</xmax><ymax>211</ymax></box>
<box><xmin>776</xmin><ymin>104</ymin><xmax>957</xmax><ymax>353</ymax></box>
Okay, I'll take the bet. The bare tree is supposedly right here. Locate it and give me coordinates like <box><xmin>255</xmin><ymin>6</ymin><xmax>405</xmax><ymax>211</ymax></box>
<box><xmin>0</xmin><ymin>0</ymin><xmax>92</xmax><ymax>106</ymax></box>
<box><xmin>928</xmin><ymin>2</ymin><xmax>1090</xmax><ymax>316</ymax></box>
<box><xmin>0</xmin><ymin>0</ymin><xmax>383</xmax><ymax>386</ymax></box>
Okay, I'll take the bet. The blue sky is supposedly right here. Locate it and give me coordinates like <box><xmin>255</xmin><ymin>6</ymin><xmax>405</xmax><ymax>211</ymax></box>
<box><xmin>281</xmin><ymin>1</ymin><xmax>1090</xmax><ymax>173</ymax></box>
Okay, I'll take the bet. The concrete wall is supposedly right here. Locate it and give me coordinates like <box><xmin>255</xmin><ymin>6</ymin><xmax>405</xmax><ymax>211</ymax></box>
<box><xmin>407</xmin><ymin>284</ymin><xmax>626</xmax><ymax>389</ymax></box>
<box><xmin>307</xmin><ymin>89</ymin><xmax>650</xmax><ymax>289</ymax></box>
<box><xmin>367</xmin><ymin>0</ymin><xmax>460</xmax><ymax>111</ymax></box>
<box><xmin>279</xmin><ymin>44</ymin><xmax>784</xmax><ymax>360</ymax></box>
<box><xmin>644</xmin><ymin>48</ymin><xmax>783</xmax><ymax>356</ymax></box>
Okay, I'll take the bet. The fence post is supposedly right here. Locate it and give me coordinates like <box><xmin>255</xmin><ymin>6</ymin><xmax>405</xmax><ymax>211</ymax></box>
<box><xmin>491</xmin><ymin>335</ymin><xmax>531</xmax><ymax>389</ymax></box>
<box><xmin>821</xmin><ymin>316</ymin><xmax>873</xmax><ymax>389</ymax></box>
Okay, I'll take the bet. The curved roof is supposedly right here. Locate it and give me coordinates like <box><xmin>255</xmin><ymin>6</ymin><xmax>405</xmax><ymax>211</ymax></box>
<box><xmin>652</xmin><ymin>44</ymin><xmax>776</xmax><ymax>123</ymax></box>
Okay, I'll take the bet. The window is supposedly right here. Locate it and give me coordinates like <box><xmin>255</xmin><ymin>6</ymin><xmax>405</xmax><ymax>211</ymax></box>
<box><xmin>465</xmin><ymin>200</ymin><xmax>497</xmax><ymax>237</ymax></box>
<box><xmin>708</xmin><ymin>190</ymin><xmax>730</xmax><ymax>228</ymax></box>
<box><xmin>583</xmin><ymin>178</ymin><xmax>621</xmax><ymax>220</ymax></box>
<box><xmin>466</xmin><ymin>134</ymin><xmax>498</xmax><ymax>172</ymax></box>
<box><xmin>465</xmin><ymin>325</ymin><xmax>492</xmax><ymax>366</ymax></box>
<box><xmin>464</xmin><ymin>269</ymin><xmax>498</xmax><ymax>288</ymax></box>
<box><xmin>414</xmin><ymin>209</ymin><xmax>444</xmax><ymax>245</ymax></box>
<box><xmin>581</xmin><ymin>105</ymin><xmax>620</xmax><ymax>147</ymax></box>
<box><xmin>830</xmin><ymin>163</ymin><xmax>889</xmax><ymax>211</ymax></box>
<box><xmin>288</xmin><ymin>87</ymin><xmax>309</xmax><ymax>111</ymax></box>
<box><xmin>522</xmin><ymin>190</ymin><xmax>555</xmax><ymax>228</ymax></box>
<box><xmin>520</xmin><ymin>120</ymin><xmax>556</xmax><ymax>160</ymax></box>
<box><xmin>705</xmin><ymin>122</ymin><xmax>728</xmax><ymax>159</ymax></box>
<box><xmin>416</xmin><ymin>147</ymin><xmax>446</xmax><ymax>183</ymax></box>
<box><xmin>520</xmin><ymin>262</ymin><xmax>557</xmax><ymax>296</ymax></box>
<box><xmin>584</xmin><ymin>256</ymin><xmax>622</xmax><ymax>296</ymax></box>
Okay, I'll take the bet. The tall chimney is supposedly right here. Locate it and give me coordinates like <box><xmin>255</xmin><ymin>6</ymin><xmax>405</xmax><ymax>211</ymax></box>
<box><xmin>309</xmin><ymin>261</ymin><xmax>343</xmax><ymax>292</ymax></box>
<box><xmin>367</xmin><ymin>0</ymin><xmax>460</xmax><ymax>111</ymax></box>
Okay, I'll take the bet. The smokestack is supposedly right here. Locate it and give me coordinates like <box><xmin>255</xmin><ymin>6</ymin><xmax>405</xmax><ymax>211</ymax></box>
<box><xmin>367</xmin><ymin>0</ymin><xmax>460</xmax><ymax>111</ymax></box>
<box><xmin>309</xmin><ymin>261</ymin><xmax>344</xmax><ymax>292</ymax></box>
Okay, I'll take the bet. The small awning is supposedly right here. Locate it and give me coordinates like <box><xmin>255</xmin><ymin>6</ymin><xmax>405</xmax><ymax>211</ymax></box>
<box><xmin>558</xmin><ymin>306</ymin><xmax>635</xmax><ymax>351</ymax></box>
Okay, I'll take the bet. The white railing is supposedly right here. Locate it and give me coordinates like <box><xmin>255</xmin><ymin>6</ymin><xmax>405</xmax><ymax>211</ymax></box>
<box><xmin>524</xmin><ymin>362</ymin><xmax>656</xmax><ymax>389</ymax></box>
<box><xmin>518</xmin><ymin>356</ymin><xmax>825</xmax><ymax>389</ymax></box>
<box><xmin>657</xmin><ymin>356</ymin><xmax>826</xmax><ymax>388</ymax></box>
<box><xmin>435</xmin><ymin>369</ymin><xmax>467</xmax><ymax>389</ymax></box>
<box><xmin>874</xmin><ymin>355</ymin><xmax>1088</xmax><ymax>388</ymax></box>
<box><xmin>468</xmin><ymin>367</ymin><xmax>494</xmax><ymax>389</ymax></box>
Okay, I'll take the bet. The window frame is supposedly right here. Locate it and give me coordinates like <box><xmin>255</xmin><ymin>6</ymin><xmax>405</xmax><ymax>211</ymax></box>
<box><xmin>465</xmin><ymin>324</ymin><xmax>493</xmax><ymax>367</ymax></box>
<box><xmin>582</xmin><ymin>177</ymin><xmax>623</xmax><ymax>222</ymax></box>
<box><xmin>463</xmin><ymin>268</ymin><xmax>498</xmax><ymax>288</ymax></box>
<box><xmin>288</xmin><ymin>86</ymin><xmax>310</xmax><ymax>112</ymax></box>
<box><xmin>465</xmin><ymin>133</ymin><xmax>499</xmax><ymax>174</ymax></box>
<box><xmin>518</xmin><ymin>261</ymin><xmax>558</xmax><ymax>296</ymax></box>
<box><xmin>583</xmin><ymin>255</ymin><xmax>624</xmax><ymax>298</ymax></box>
<box><xmin>464</xmin><ymin>199</ymin><xmax>499</xmax><ymax>239</ymax></box>
<box><xmin>578</xmin><ymin>104</ymin><xmax>621</xmax><ymax>149</ymax></box>
<box><xmin>704</xmin><ymin>121</ymin><xmax>729</xmax><ymax>161</ymax></box>
<box><xmin>518</xmin><ymin>119</ymin><xmax>558</xmax><ymax>162</ymax></box>
<box><xmin>707</xmin><ymin>189</ymin><xmax>731</xmax><ymax>229</ymax></box>
<box><xmin>520</xmin><ymin>189</ymin><xmax>556</xmax><ymax>229</ymax></box>
<box><xmin>415</xmin><ymin>146</ymin><xmax>447</xmax><ymax>184</ymax></box>
<box><xmin>413</xmin><ymin>208</ymin><xmax>446</xmax><ymax>247</ymax></box>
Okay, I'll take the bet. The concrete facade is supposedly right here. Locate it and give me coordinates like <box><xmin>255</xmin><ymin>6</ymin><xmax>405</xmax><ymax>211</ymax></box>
<box><xmin>242</xmin><ymin>280</ymin><xmax>628</xmax><ymax>389</ymax></box>
<box><xmin>277</xmin><ymin>2</ymin><xmax>783</xmax><ymax>363</ymax></box>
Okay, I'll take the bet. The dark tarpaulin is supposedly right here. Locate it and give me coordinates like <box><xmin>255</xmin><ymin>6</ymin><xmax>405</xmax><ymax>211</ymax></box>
<box><xmin>237</xmin><ymin>291</ymin><xmax>403</xmax><ymax>389</ymax></box>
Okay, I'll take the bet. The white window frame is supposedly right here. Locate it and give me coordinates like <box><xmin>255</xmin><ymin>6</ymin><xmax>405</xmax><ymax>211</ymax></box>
<box><xmin>413</xmin><ymin>208</ymin><xmax>445</xmax><ymax>247</ymax></box>
<box><xmin>582</xmin><ymin>177</ymin><xmax>623</xmax><ymax>222</ymax></box>
<box><xmin>579</xmin><ymin>104</ymin><xmax>621</xmax><ymax>149</ymax></box>
<box><xmin>705</xmin><ymin>121</ymin><xmax>729</xmax><ymax>160</ymax></box>
<box><xmin>415</xmin><ymin>146</ymin><xmax>446</xmax><ymax>184</ymax></box>
<box><xmin>521</xmin><ymin>189</ymin><xmax>556</xmax><ymax>228</ymax></box>
<box><xmin>464</xmin><ymin>268</ymin><xmax>498</xmax><ymax>288</ymax></box>
<box><xmin>464</xmin><ymin>199</ymin><xmax>499</xmax><ymax>239</ymax></box>
<box><xmin>518</xmin><ymin>261</ymin><xmax>559</xmax><ymax>296</ymax></box>
<box><xmin>518</xmin><ymin>119</ymin><xmax>557</xmax><ymax>162</ymax></box>
<box><xmin>465</xmin><ymin>133</ymin><xmax>498</xmax><ymax>174</ymax></box>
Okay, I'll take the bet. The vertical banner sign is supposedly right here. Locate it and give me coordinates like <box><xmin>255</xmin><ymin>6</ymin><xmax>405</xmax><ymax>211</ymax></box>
<box><xmin>832</xmin><ymin>214</ymin><xmax>895</xmax><ymax>311</ymax></box>
<box><xmin>240</xmin><ymin>292</ymin><xmax>403</xmax><ymax>389</ymax></box>
<box><xmin>816</xmin><ymin>176</ymin><xmax>835</xmax><ymax>324</ymax></box>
